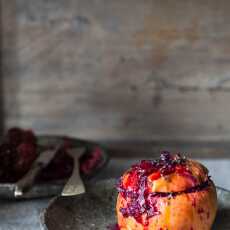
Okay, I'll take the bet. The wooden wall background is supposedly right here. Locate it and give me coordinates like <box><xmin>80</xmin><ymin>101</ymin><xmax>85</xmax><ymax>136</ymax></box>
<box><xmin>2</xmin><ymin>0</ymin><xmax>230</xmax><ymax>156</ymax></box>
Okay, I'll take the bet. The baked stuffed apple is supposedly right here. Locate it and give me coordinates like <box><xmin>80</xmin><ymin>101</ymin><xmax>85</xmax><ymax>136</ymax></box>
<box><xmin>116</xmin><ymin>152</ymin><xmax>217</xmax><ymax>230</ymax></box>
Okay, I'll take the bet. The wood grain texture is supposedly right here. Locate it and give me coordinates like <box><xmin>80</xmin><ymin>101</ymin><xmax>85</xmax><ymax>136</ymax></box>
<box><xmin>2</xmin><ymin>0</ymin><xmax>230</xmax><ymax>154</ymax></box>
<box><xmin>106</xmin><ymin>140</ymin><xmax>230</xmax><ymax>158</ymax></box>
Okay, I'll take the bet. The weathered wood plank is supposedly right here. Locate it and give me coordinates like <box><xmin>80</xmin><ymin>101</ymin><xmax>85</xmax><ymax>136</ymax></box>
<box><xmin>3</xmin><ymin>0</ymin><xmax>230</xmax><ymax>89</ymax></box>
<box><xmin>106</xmin><ymin>140</ymin><xmax>230</xmax><ymax>158</ymax></box>
<box><xmin>3</xmin><ymin>90</ymin><xmax>230</xmax><ymax>142</ymax></box>
<box><xmin>2</xmin><ymin>0</ymin><xmax>230</xmax><ymax>149</ymax></box>
<box><xmin>11</xmin><ymin>0</ymin><xmax>230</xmax><ymax>88</ymax></box>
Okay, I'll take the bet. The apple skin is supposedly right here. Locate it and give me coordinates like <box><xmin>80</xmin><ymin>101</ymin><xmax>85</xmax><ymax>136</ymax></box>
<box><xmin>117</xmin><ymin>182</ymin><xmax>217</xmax><ymax>230</ymax></box>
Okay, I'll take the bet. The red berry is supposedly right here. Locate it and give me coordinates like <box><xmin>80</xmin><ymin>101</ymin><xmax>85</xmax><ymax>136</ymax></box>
<box><xmin>80</xmin><ymin>147</ymin><xmax>102</xmax><ymax>175</ymax></box>
<box><xmin>16</xmin><ymin>143</ymin><xmax>37</xmax><ymax>172</ymax></box>
<box><xmin>22</xmin><ymin>130</ymin><xmax>37</xmax><ymax>145</ymax></box>
<box><xmin>6</xmin><ymin>127</ymin><xmax>23</xmax><ymax>147</ymax></box>
<box><xmin>62</xmin><ymin>137</ymin><xmax>73</xmax><ymax>150</ymax></box>
<box><xmin>17</xmin><ymin>142</ymin><xmax>35</xmax><ymax>155</ymax></box>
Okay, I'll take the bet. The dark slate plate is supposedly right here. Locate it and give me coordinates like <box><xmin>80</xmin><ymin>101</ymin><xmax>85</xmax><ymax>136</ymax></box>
<box><xmin>41</xmin><ymin>179</ymin><xmax>230</xmax><ymax>230</ymax></box>
<box><xmin>0</xmin><ymin>135</ymin><xmax>108</xmax><ymax>199</ymax></box>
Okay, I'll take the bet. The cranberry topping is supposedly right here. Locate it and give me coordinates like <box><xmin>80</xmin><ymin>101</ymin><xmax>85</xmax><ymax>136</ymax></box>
<box><xmin>39</xmin><ymin>145</ymin><xmax>103</xmax><ymax>181</ymax></box>
<box><xmin>16</xmin><ymin>143</ymin><xmax>37</xmax><ymax>174</ymax></box>
<box><xmin>80</xmin><ymin>147</ymin><xmax>103</xmax><ymax>175</ymax></box>
<box><xmin>116</xmin><ymin>152</ymin><xmax>211</xmax><ymax>226</ymax></box>
<box><xmin>0</xmin><ymin>128</ymin><xmax>104</xmax><ymax>182</ymax></box>
<box><xmin>3</xmin><ymin>128</ymin><xmax>38</xmax><ymax>180</ymax></box>
<box><xmin>6</xmin><ymin>127</ymin><xmax>23</xmax><ymax>147</ymax></box>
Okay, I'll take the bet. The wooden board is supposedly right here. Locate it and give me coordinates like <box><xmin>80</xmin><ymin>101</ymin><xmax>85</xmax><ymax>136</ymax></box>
<box><xmin>2</xmin><ymin>0</ymin><xmax>230</xmax><ymax>154</ymax></box>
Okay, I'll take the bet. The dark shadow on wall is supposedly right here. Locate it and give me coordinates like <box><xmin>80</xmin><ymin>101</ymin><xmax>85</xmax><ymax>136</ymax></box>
<box><xmin>0</xmin><ymin>0</ymin><xmax>5</xmax><ymax>135</ymax></box>
<box><xmin>0</xmin><ymin>0</ymin><xmax>20</xmax><ymax>134</ymax></box>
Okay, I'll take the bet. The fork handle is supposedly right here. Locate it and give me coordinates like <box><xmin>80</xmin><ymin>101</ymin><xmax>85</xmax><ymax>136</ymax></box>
<box><xmin>14</xmin><ymin>164</ymin><xmax>42</xmax><ymax>197</ymax></box>
<box><xmin>61</xmin><ymin>148</ymin><xmax>85</xmax><ymax>196</ymax></box>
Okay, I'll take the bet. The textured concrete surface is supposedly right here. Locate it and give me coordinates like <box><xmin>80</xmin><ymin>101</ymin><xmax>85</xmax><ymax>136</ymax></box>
<box><xmin>0</xmin><ymin>198</ymin><xmax>49</xmax><ymax>230</ymax></box>
<box><xmin>42</xmin><ymin>180</ymin><xmax>230</xmax><ymax>230</ymax></box>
